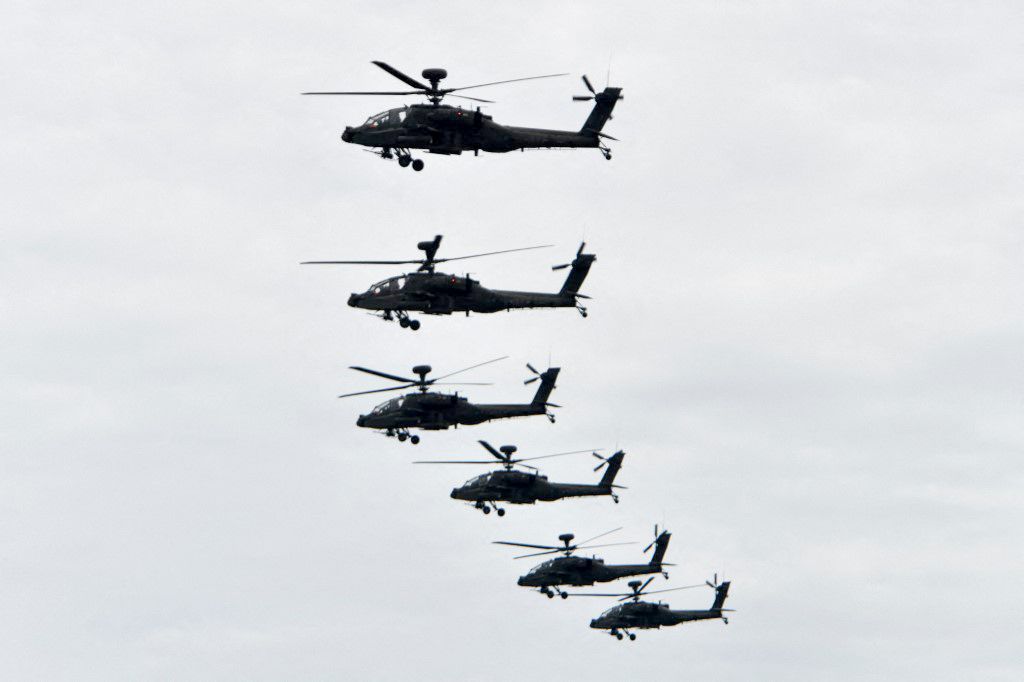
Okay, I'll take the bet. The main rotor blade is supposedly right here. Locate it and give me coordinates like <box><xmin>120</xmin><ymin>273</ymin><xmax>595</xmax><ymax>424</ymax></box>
<box><xmin>636</xmin><ymin>577</ymin><xmax>656</xmax><ymax>594</ymax></box>
<box><xmin>371</xmin><ymin>60</ymin><xmax>429</xmax><ymax>90</ymax></box>
<box><xmin>301</xmin><ymin>259</ymin><xmax>427</xmax><ymax>265</ymax></box>
<box><xmin>512</xmin><ymin>548</ymin><xmax>564</xmax><ymax>559</ymax></box>
<box><xmin>477</xmin><ymin>440</ymin><xmax>505</xmax><ymax>462</ymax></box>
<box><xmin>515</xmin><ymin>448</ymin><xmax>603</xmax><ymax>463</ymax></box>
<box><xmin>448</xmin><ymin>72</ymin><xmax>568</xmax><ymax>92</ymax></box>
<box><xmin>575</xmin><ymin>527</ymin><xmax>623</xmax><ymax>547</ymax></box>
<box><xmin>638</xmin><ymin>584</ymin><xmax>705</xmax><ymax>596</ymax></box>
<box><xmin>574</xmin><ymin>541</ymin><xmax>637</xmax><ymax>551</ymax></box>
<box><xmin>582</xmin><ymin>74</ymin><xmax>596</xmax><ymax>94</ymax></box>
<box><xmin>349</xmin><ymin>366</ymin><xmax>417</xmax><ymax>383</ymax></box>
<box><xmin>448</xmin><ymin>94</ymin><xmax>495</xmax><ymax>103</ymax></box>
<box><xmin>433</xmin><ymin>356</ymin><xmax>508</xmax><ymax>382</ymax></box>
<box><xmin>301</xmin><ymin>90</ymin><xmax>423</xmax><ymax>96</ymax></box>
<box><xmin>338</xmin><ymin>383</ymin><xmax>415</xmax><ymax>398</ymax></box>
<box><xmin>492</xmin><ymin>541</ymin><xmax>560</xmax><ymax>551</ymax></box>
<box><xmin>431</xmin><ymin>382</ymin><xmax>494</xmax><ymax>386</ymax></box>
<box><xmin>435</xmin><ymin>244</ymin><xmax>553</xmax><ymax>265</ymax></box>
<box><xmin>413</xmin><ymin>460</ymin><xmax>498</xmax><ymax>465</ymax></box>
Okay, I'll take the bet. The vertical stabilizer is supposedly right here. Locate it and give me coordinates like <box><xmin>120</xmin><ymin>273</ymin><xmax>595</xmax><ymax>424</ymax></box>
<box><xmin>598</xmin><ymin>451</ymin><xmax>625</xmax><ymax>487</ymax></box>
<box><xmin>530</xmin><ymin>367</ymin><xmax>560</xmax><ymax>407</ymax></box>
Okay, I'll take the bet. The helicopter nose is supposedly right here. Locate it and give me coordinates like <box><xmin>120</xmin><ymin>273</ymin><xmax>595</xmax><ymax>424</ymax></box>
<box><xmin>449</xmin><ymin>489</ymin><xmax>457</xmax><ymax>499</ymax></box>
<box><xmin>356</xmin><ymin>415</ymin><xmax>367</xmax><ymax>427</ymax></box>
<box><xmin>517</xmin><ymin>577</ymin><xmax>527</xmax><ymax>586</ymax></box>
<box><xmin>347</xmin><ymin>293</ymin><xmax>361</xmax><ymax>307</ymax></box>
<box><xmin>589</xmin><ymin>619</ymin><xmax>600</xmax><ymax>629</ymax></box>
<box><xmin>341</xmin><ymin>127</ymin><xmax>354</xmax><ymax>143</ymax></box>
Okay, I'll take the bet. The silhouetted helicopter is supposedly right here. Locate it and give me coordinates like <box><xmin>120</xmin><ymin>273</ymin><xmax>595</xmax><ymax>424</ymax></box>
<box><xmin>495</xmin><ymin>526</ymin><xmax>673</xmax><ymax>599</ymax></box>
<box><xmin>573</xmin><ymin>575</ymin><xmax>734</xmax><ymax>641</ymax></box>
<box><xmin>303</xmin><ymin>235</ymin><xmax>595</xmax><ymax>330</ymax></box>
<box><xmin>416</xmin><ymin>440</ymin><xmax>625</xmax><ymax>515</ymax></box>
<box><xmin>303</xmin><ymin>61</ymin><xmax>623</xmax><ymax>170</ymax></box>
<box><xmin>340</xmin><ymin>358</ymin><xmax>559</xmax><ymax>443</ymax></box>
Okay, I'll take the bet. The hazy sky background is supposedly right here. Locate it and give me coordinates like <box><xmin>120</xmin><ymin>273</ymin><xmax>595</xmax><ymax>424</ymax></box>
<box><xmin>2</xmin><ymin>1</ymin><xmax>1022</xmax><ymax>679</ymax></box>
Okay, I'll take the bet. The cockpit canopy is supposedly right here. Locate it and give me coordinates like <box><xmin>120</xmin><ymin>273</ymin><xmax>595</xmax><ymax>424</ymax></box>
<box><xmin>527</xmin><ymin>559</ymin><xmax>558</xmax><ymax>575</ymax></box>
<box><xmin>462</xmin><ymin>473</ymin><xmax>490</xmax><ymax>487</ymax></box>
<box><xmin>363</xmin><ymin>107</ymin><xmax>408</xmax><ymax>128</ymax></box>
<box><xmin>371</xmin><ymin>396</ymin><xmax>403</xmax><ymax>414</ymax></box>
<box><xmin>599</xmin><ymin>605</ymin><xmax>622</xmax><ymax>618</ymax></box>
<box><xmin>367</xmin><ymin>276</ymin><xmax>406</xmax><ymax>296</ymax></box>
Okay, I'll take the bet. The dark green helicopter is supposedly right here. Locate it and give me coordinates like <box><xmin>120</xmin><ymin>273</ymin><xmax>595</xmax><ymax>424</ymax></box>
<box><xmin>341</xmin><ymin>358</ymin><xmax>559</xmax><ymax>444</ymax></box>
<box><xmin>574</xmin><ymin>575</ymin><xmax>734</xmax><ymax>641</ymax></box>
<box><xmin>303</xmin><ymin>235</ymin><xmax>595</xmax><ymax>330</ymax></box>
<box><xmin>303</xmin><ymin>61</ymin><xmax>623</xmax><ymax>170</ymax></box>
<box><xmin>416</xmin><ymin>440</ymin><xmax>626</xmax><ymax>515</ymax></box>
<box><xmin>495</xmin><ymin>526</ymin><xmax>673</xmax><ymax>599</ymax></box>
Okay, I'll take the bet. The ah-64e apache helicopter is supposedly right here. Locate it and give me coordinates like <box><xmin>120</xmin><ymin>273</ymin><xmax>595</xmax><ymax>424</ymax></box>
<box><xmin>340</xmin><ymin>358</ymin><xmax>559</xmax><ymax>443</ymax></box>
<box><xmin>416</xmin><ymin>440</ymin><xmax>626</xmax><ymax>516</ymax></box>
<box><xmin>303</xmin><ymin>61</ymin><xmax>623</xmax><ymax>170</ymax></box>
<box><xmin>303</xmin><ymin>235</ymin><xmax>595</xmax><ymax>330</ymax></box>
<box><xmin>495</xmin><ymin>526</ymin><xmax>673</xmax><ymax>599</ymax></box>
<box><xmin>573</xmin><ymin>575</ymin><xmax>734</xmax><ymax>641</ymax></box>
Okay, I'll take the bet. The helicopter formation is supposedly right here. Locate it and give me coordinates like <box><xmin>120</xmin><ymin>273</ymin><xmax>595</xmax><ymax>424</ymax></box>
<box><xmin>304</xmin><ymin>61</ymin><xmax>734</xmax><ymax>641</ymax></box>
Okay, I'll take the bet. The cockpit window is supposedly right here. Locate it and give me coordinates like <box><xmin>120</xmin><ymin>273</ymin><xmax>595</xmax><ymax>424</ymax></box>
<box><xmin>370</xmin><ymin>278</ymin><xmax>398</xmax><ymax>295</ymax></box>
<box><xmin>397</xmin><ymin>109</ymin><xmax>407</xmax><ymax>123</ymax></box>
<box><xmin>463</xmin><ymin>473</ymin><xmax>489</xmax><ymax>487</ymax></box>
<box><xmin>364</xmin><ymin>111</ymin><xmax>390</xmax><ymax>128</ymax></box>
<box><xmin>600</xmin><ymin>606</ymin><xmax>620</xmax><ymax>618</ymax></box>
<box><xmin>371</xmin><ymin>397</ymin><xmax>402</xmax><ymax>414</ymax></box>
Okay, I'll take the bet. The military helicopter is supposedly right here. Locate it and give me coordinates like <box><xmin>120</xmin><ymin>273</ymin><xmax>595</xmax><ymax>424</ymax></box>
<box><xmin>415</xmin><ymin>440</ymin><xmax>626</xmax><ymax>515</ymax></box>
<box><xmin>495</xmin><ymin>526</ymin><xmax>674</xmax><ymax>599</ymax></box>
<box><xmin>303</xmin><ymin>235</ymin><xmax>595</xmax><ymax>330</ymax></box>
<box><xmin>574</xmin><ymin>575</ymin><xmax>734</xmax><ymax>641</ymax></box>
<box><xmin>303</xmin><ymin>61</ymin><xmax>623</xmax><ymax>170</ymax></box>
<box><xmin>340</xmin><ymin>358</ymin><xmax>559</xmax><ymax>444</ymax></box>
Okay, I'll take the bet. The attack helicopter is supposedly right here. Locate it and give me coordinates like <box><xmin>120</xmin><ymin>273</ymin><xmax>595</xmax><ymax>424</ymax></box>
<box><xmin>495</xmin><ymin>526</ymin><xmax>673</xmax><ymax>599</ymax></box>
<box><xmin>303</xmin><ymin>235</ymin><xmax>596</xmax><ymax>330</ymax></box>
<box><xmin>303</xmin><ymin>61</ymin><xmax>623</xmax><ymax>170</ymax></box>
<box><xmin>415</xmin><ymin>440</ymin><xmax>626</xmax><ymax>515</ymax></box>
<box><xmin>574</xmin><ymin>575</ymin><xmax>734</xmax><ymax>641</ymax></box>
<box><xmin>340</xmin><ymin>358</ymin><xmax>559</xmax><ymax>444</ymax></box>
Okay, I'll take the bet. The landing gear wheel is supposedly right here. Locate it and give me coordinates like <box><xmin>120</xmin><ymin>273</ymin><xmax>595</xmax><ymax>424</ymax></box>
<box><xmin>496</xmin><ymin>508</ymin><xmax>505</xmax><ymax>517</ymax></box>
<box><xmin>410</xmin><ymin>435</ymin><xmax>420</xmax><ymax>445</ymax></box>
<box><xmin>482</xmin><ymin>506</ymin><xmax>490</xmax><ymax>515</ymax></box>
<box><xmin>615</xmin><ymin>633</ymin><xmax>623</xmax><ymax>640</ymax></box>
<box><xmin>411</xmin><ymin>159</ymin><xmax>424</xmax><ymax>172</ymax></box>
<box><xmin>560</xmin><ymin>591</ymin><xmax>568</xmax><ymax>600</ymax></box>
<box><xmin>397</xmin><ymin>433</ymin><xmax>408</xmax><ymax>442</ymax></box>
<box><xmin>398</xmin><ymin>156</ymin><xmax>411</xmax><ymax>168</ymax></box>
<box><xmin>399</xmin><ymin>318</ymin><xmax>410</xmax><ymax>328</ymax></box>
<box><xmin>628</xmin><ymin>634</ymin><xmax>636</xmax><ymax>641</ymax></box>
<box><xmin>546</xmin><ymin>591</ymin><xmax>554</xmax><ymax>599</ymax></box>
<box><xmin>409</xmin><ymin>320</ymin><xmax>421</xmax><ymax>330</ymax></box>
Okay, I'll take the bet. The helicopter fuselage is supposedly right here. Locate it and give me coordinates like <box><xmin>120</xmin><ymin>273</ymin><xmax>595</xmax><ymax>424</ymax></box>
<box><xmin>516</xmin><ymin>556</ymin><xmax>662</xmax><ymax>589</ymax></box>
<box><xmin>348</xmin><ymin>271</ymin><xmax>577</xmax><ymax>316</ymax></box>
<box><xmin>355</xmin><ymin>391</ymin><xmax>548</xmax><ymax>431</ymax></box>
<box><xmin>341</xmin><ymin>103</ymin><xmax>612</xmax><ymax>155</ymax></box>
<box><xmin>589</xmin><ymin>601</ymin><xmax>724</xmax><ymax>631</ymax></box>
<box><xmin>449</xmin><ymin>469</ymin><xmax>615</xmax><ymax>505</ymax></box>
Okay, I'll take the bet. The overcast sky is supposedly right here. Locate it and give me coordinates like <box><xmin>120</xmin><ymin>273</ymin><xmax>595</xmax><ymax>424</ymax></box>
<box><xmin>2</xmin><ymin>1</ymin><xmax>1023</xmax><ymax>679</ymax></box>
